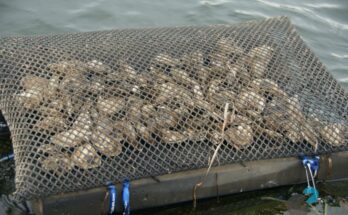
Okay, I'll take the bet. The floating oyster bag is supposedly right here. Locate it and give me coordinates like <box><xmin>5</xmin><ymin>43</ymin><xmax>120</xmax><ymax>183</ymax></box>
<box><xmin>0</xmin><ymin>17</ymin><xmax>347</xmax><ymax>200</ymax></box>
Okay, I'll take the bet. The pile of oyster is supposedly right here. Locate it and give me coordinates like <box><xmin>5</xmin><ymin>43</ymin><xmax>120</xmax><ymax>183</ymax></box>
<box><xmin>15</xmin><ymin>38</ymin><xmax>347</xmax><ymax>173</ymax></box>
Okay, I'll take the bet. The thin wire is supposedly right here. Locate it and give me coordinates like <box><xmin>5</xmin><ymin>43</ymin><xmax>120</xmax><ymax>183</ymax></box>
<box><xmin>304</xmin><ymin>165</ymin><xmax>310</xmax><ymax>187</ymax></box>
<box><xmin>307</xmin><ymin>163</ymin><xmax>316</xmax><ymax>191</ymax></box>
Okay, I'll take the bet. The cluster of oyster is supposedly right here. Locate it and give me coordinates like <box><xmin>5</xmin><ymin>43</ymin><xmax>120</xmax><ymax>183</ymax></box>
<box><xmin>15</xmin><ymin>38</ymin><xmax>347</xmax><ymax>173</ymax></box>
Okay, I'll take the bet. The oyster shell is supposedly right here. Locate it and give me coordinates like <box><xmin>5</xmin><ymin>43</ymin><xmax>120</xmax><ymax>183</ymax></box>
<box><xmin>160</xmin><ymin>129</ymin><xmax>187</xmax><ymax>144</ymax></box>
<box><xmin>91</xmin><ymin>117</ymin><xmax>123</xmax><ymax>157</ymax></box>
<box><xmin>152</xmin><ymin>54</ymin><xmax>179</xmax><ymax>69</ymax></box>
<box><xmin>248</xmin><ymin>45</ymin><xmax>273</xmax><ymax>79</ymax></box>
<box><xmin>16</xmin><ymin>89</ymin><xmax>44</xmax><ymax>109</ymax></box>
<box><xmin>134</xmin><ymin>122</ymin><xmax>155</xmax><ymax>144</ymax></box>
<box><xmin>155</xmin><ymin>105</ymin><xmax>180</xmax><ymax>128</ymax></box>
<box><xmin>141</xmin><ymin>104</ymin><xmax>157</xmax><ymax>121</ymax></box>
<box><xmin>155</xmin><ymin>82</ymin><xmax>193</xmax><ymax>105</ymax></box>
<box><xmin>215</xmin><ymin>38</ymin><xmax>244</xmax><ymax>57</ymax></box>
<box><xmin>179</xmin><ymin>51</ymin><xmax>204</xmax><ymax>70</ymax></box>
<box><xmin>51</xmin><ymin>110</ymin><xmax>92</xmax><ymax>147</ymax></box>
<box><xmin>37</xmin><ymin>144</ymin><xmax>61</xmax><ymax>156</ymax></box>
<box><xmin>301</xmin><ymin>123</ymin><xmax>319</xmax><ymax>149</ymax></box>
<box><xmin>286</xmin><ymin>95</ymin><xmax>306</xmax><ymax>123</ymax></box>
<box><xmin>59</xmin><ymin>68</ymin><xmax>86</xmax><ymax>95</ymax></box>
<box><xmin>21</xmin><ymin>75</ymin><xmax>49</xmax><ymax>90</ymax></box>
<box><xmin>48</xmin><ymin>60</ymin><xmax>86</xmax><ymax>78</ymax></box>
<box><xmin>254</xmin><ymin>125</ymin><xmax>283</xmax><ymax>140</ymax></box>
<box><xmin>116</xmin><ymin>121</ymin><xmax>138</xmax><ymax>148</ymax></box>
<box><xmin>236</xmin><ymin>90</ymin><xmax>265</xmax><ymax>113</ymax></box>
<box><xmin>91</xmin><ymin>131</ymin><xmax>123</xmax><ymax>157</ymax></box>
<box><xmin>35</xmin><ymin>116</ymin><xmax>67</xmax><ymax>132</ymax></box>
<box><xmin>41</xmin><ymin>153</ymin><xmax>73</xmax><ymax>174</ymax></box>
<box><xmin>97</xmin><ymin>96</ymin><xmax>126</xmax><ymax>116</ymax></box>
<box><xmin>47</xmin><ymin>75</ymin><xmax>60</xmax><ymax>97</ymax></box>
<box><xmin>225</xmin><ymin>123</ymin><xmax>253</xmax><ymax>148</ymax></box>
<box><xmin>283</xmin><ymin>121</ymin><xmax>302</xmax><ymax>143</ymax></box>
<box><xmin>17</xmin><ymin>75</ymin><xmax>50</xmax><ymax>108</ymax></box>
<box><xmin>183</xmin><ymin>128</ymin><xmax>206</xmax><ymax>142</ymax></box>
<box><xmin>248</xmin><ymin>79</ymin><xmax>287</xmax><ymax>98</ymax></box>
<box><xmin>320</xmin><ymin>123</ymin><xmax>346</xmax><ymax>146</ymax></box>
<box><xmin>71</xmin><ymin>144</ymin><xmax>101</xmax><ymax>169</ymax></box>
<box><xmin>195</xmin><ymin>67</ymin><xmax>210</xmax><ymax>86</ymax></box>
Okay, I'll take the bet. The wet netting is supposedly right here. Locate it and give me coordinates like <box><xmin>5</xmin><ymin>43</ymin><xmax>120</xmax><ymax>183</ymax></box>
<box><xmin>0</xmin><ymin>16</ymin><xmax>347</xmax><ymax>200</ymax></box>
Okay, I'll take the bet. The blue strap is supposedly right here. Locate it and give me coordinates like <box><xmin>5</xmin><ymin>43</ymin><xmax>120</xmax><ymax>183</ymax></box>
<box><xmin>0</xmin><ymin>153</ymin><xmax>14</xmax><ymax>162</ymax></box>
<box><xmin>122</xmin><ymin>179</ymin><xmax>130</xmax><ymax>215</ymax></box>
<box><xmin>300</xmin><ymin>155</ymin><xmax>320</xmax><ymax>205</ymax></box>
<box><xmin>107</xmin><ymin>182</ymin><xmax>116</xmax><ymax>215</ymax></box>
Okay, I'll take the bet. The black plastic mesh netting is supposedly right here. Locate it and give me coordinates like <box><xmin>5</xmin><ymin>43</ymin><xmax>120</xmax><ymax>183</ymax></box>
<box><xmin>0</xmin><ymin>17</ymin><xmax>347</xmax><ymax>200</ymax></box>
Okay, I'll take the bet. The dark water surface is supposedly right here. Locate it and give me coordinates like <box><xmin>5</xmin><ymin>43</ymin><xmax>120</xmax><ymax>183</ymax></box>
<box><xmin>0</xmin><ymin>0</ymin><xmax>347</xmax><ymax>89</ymax></box>
<box><xmin>0</xmin><ymin>0</ymin><xmax>348</xmax><ymax>214</ymax></box>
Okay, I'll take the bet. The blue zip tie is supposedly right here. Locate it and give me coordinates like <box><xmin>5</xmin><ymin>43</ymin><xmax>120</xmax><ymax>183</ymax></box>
<box><xmin>107</xmin><ymin>182</ymin><xmax>116</xmax><ymax>215</ymax></box>
<box><xmin>122</xmin><ymin>179</ymin><xmax>130</xmax><ymax>215</ymax></box>
<box><xmin>301</xmin><ymin>155</ymin><xmax>320</xmax><ymax>176</ymax></box>
<box><xmin>0</xmin><ymin>153</ymin><xmax>14</xmax><ymax>162</ymax></box>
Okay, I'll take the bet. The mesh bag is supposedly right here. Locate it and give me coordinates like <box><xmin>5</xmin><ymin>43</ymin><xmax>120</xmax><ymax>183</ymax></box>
<box><xmin>0</xmin><ymin>16</ymin><xmax>347</xmax><ymax>201</ymax></box>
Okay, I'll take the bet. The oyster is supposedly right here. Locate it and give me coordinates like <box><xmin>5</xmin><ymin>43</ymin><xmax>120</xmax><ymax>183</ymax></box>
<box><xmin>179</xmin><ymin>51</ymin><xmax>204</xmax><ymax>70</ymax></box>
<box><xmin>215</xmin><ymin>38</ymin><xmax>244</xmax><ymax>57</ymax></box>
<box><xmin>97</xmin><ymin>96</ymin><xmax>126</xmax><ymax>116</ymax></box>
<box><xmin>41</xmin><ymin>153</ymin><xmax>73</xmax><ymax>174</ymax></box>
<box><xmin>134</xmin><ymin>122</ymin><xmax>155</xmax><ymax>144</ymax></box>
<box><xmin>117</xmin><ymin>61</ymin><xmax>137</xmax><ymax>80</ymax></box>
<box><xmin>59</xmin><ymin>68</ymin><xmax>86</xmax><ymax>95</ymax></box>
<box><xmin>207</xmin><ymin>79</ymin><xmax>222</xmax><ymax>99</ymax></box>
<box><xmin>225</xmin><ymin>123</ymin><xmax>253</xmax><ymax>148</ymax></box>
<box><xmin>254</xmin><ymin>125</ymin><xmax>283</xmax><ymax>140</ymax></box>
<box><xmin>37</xmin><ymin>144</ymin><xmax>61</xmax><ymax>156</ymax></box>
<box><xmin>35</xmin><ymin>116</ymin><xmax>67</xmax><ymax>132</ymax></box>
<box><xmin>195</xmin><ymin>67</ymin><xmax>210</xmax><ymax>86</ymax></box>
<box><xmin>286</xmin><ymin>95</ymin><xmax>306</xmax><ymax>123</ymax></box>
<box><xmin>86</xmin><ymin>60</ymin><xmax>111</xmax><ymax>76</ymax></box>
<box><xmin>236</xmin><ymin>90</ymin><xmax>265</xmax><ymax>113</ymax></box>
<box><xmin>152</xmin><ymin>54</ymin><xmax>179</xmax><ymax>69</ymax></box>
<box><xmin>248</xmin><ymin>45</ymin><xmax>273</xmax><ymax>79</ymax></box>
<box><xmin>21</xmin><ymin>75</ymin><xmax>49</xmax><ymax>90</ymax></box>
<box><xmin>91</xmin><ymin>131</ymin><xmax>123</xmax><ymax>157</ymax></box>
<box><xmin>301</xmin><ymin>123</ymin><xmax>319</xmax><ymax>149</ymax></box>
<box><xmin>283</xmin><ymin>121</ymin><xmax>302</xmax><ymax>143</ymax></box>
<box><xmin>184</xmin><ymin>128</ymin><xmax>206</xmax><ymax>142</ymax></box>
<box><xmin>90</xmin><ymin>117</ymin><xmax>123</xmax><ymax>157</ymax></box>
<box><xmin>208</xmin><ymin>130</ymin><xmax>224</xmax><ymax>145</ymax></box>
<box><xmin>248</xmin><ymin>79</ymin><xmax>287</xmax><ymax>98</ymax></box>
<box><xmin>16</xmin><ymin>89</ymin><xmax>44</xmax><ymax>109</ymax></box>
<box><xmin>155</xmin><ymin>82</ymin><xmax>193</xmax><ymax>105</ymax></box>
<box><xmin>149</xmin><ymin>66</ymin><xmax>172</xmax><ymax>83</ymax></box>
<box><xmin>48</xmin><ymin>60</ymin><xmax>86</xmax><ymax>78</ymax></box>
<box><xmin>71</xmin><ymin>144</ymin><xmax>101</xmax><ymax>169</ymax></box>
<box><xmin>51</xmin><ymin>110</ymin><xmax>92</xmax><ymax>147</ymax></box>
<box><xmin>47</xmin><ymin>75</ymin><xmax>60</xmax><ymax>97</ymax></box>
<box><xmin>320</xmin><ymin>123</ymin><xmax>346</xmax><ymax>146</ymax></box>
<box><xmin>17</xmin><ymin>75</ymin><xmax>50</xmax><ymax>108</ymax></box>
<box><xmin>141</xmin><ymin>104</ymin><xmax>157</xmax><ymax>121</ymax></box>
<box><xmin>155</xmin><ymin>105</ymin><xmax>180</xmax><ymax>128</ymax></box>
<box><xmin>160</xmin><ymin>129</ymin><xmax>187</xmax><ymax>144</ymax></box>
<box><xmin>116</xmin><ymin>121</ymin><xmax>138</xmax><ymax>148</ymax></box>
